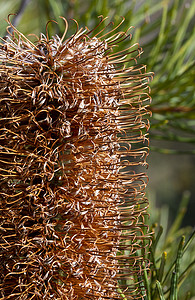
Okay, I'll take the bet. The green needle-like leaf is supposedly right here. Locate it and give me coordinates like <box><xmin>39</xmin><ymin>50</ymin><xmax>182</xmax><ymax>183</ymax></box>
<box><xmin>158</xmin><ymin>252</ymin><xmax>167</xmax><ymax>282</ymax></box>
<box><xmin>152</xmin><ymin>226</ymin><xmax>163</xmax><ymax>253</ymax></box>
<box><xmin>156</xmin><ymin>280</ymin><xmax>166</xmax><ymax>300</ymax></box>
<box><xmin>169</xmin><ymin>236</ymin><xmax>185</xmax><ymax>300</ymax></box>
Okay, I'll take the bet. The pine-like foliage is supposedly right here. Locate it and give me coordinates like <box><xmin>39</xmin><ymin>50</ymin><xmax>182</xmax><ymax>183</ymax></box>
<box><xmin>0</xmin><ymin>17</ymin><xmax>152</xmax><ymax>299</ymax></box>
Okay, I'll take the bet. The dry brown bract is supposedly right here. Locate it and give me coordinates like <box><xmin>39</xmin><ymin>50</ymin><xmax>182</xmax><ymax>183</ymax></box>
<box><xmin>0</xmin><ymin>16</ymin><xmax>152</xmax><ymax>299</ymax></box>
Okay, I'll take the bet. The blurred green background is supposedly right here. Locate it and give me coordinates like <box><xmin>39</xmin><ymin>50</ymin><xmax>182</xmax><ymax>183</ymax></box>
<box><xmin>0</xmin><ymin>1</ymin><xmax>194</xmax><ymax>298</ymax></box>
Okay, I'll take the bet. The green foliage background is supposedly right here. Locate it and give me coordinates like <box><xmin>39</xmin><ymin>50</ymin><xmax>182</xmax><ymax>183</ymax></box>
<box><xmin>0</xmin><ymin>0</ymin><xmax>194</xmax><ymax>299</ymax></box>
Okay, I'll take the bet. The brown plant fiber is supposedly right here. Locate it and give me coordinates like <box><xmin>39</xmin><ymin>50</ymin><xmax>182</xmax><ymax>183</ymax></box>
<box><xmin>0</xmin><ymin>17</ymin><xmax>152</xmax><ymax>299</ymax></box>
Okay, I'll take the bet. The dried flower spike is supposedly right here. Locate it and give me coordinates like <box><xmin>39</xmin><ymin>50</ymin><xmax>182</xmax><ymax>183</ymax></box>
<box><xmin>0</xmin><ymin>16</ymin><xmax>152</xmax><ymax>299</ymax></box>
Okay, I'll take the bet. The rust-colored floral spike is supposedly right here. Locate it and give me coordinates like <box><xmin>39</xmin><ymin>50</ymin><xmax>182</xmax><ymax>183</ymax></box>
<box><xmin>0</xmin><ymin>16</ymin><xmax>152</xmax><ymax>299</ymax></box>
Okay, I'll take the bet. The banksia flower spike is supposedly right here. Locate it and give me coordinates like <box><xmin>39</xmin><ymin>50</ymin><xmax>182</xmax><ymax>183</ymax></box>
<box><xmin>0</xmin><ymin>16</ymin><xmax>152</xmax><ymax>299</ymax></box>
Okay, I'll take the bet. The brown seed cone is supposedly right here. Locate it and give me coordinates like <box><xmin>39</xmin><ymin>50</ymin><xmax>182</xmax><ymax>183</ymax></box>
<box><xmin>0</xmin><ymin>16</ymin><xmax>152</xmax><ymax>299</ymax></box>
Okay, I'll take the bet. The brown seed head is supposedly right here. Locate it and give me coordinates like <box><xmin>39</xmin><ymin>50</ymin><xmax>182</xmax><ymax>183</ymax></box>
<box><xmin>0</xmin><ymin>16</ymin><xmax>152</xmax><ymax>299</ymax></box>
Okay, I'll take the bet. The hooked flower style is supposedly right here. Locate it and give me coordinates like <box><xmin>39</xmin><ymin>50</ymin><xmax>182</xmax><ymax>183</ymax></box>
<box><xmin>0</xmin><ymin>16</ymin><xmax>152</xmax><ymax>299</ymax></box>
